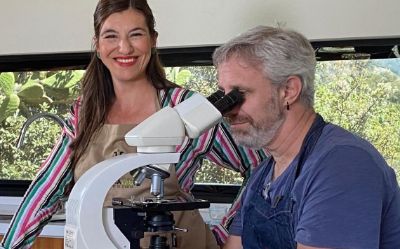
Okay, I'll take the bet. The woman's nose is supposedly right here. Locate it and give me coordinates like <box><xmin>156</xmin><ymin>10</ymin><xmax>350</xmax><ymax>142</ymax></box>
<box><xmin>118</xmin><ymin>37</ymin><xmax>133</xmax><ymax>54</ymax></box>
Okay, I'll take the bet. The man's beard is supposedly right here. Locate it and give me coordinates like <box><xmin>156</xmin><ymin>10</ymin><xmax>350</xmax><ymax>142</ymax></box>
<box><xmin>229</xmin><ymin>98</ymin><xmax>284</xmax><ymax>149</ymax></box>
<box><xmin>232</xmin><ymin>118</ymin><xmax>283</xmax><ymax>149</ymax></box>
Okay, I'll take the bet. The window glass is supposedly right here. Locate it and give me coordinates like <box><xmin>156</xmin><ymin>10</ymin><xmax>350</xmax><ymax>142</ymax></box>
<box><xmin>166</xmin><ymin>59</ymin><xmax>400</xmax><ymax>184</ymax></box>
<box><xmin>0</xmin><ymin>70</ymin><xmax>83</xmax><ymax>179</ymax></box>
<box><xmin>0</xmin><ymin>59</ymin><xmax>399</xmax><ymax>184</ymax></box>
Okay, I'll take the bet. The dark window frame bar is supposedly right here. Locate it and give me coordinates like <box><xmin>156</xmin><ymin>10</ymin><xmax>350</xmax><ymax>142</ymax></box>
<box><xmin>1</xmin><ymin>38</ymin><xmax>399</xmax><ymax>72</ymax></box>
<box><xmin>1</xmin><ymin>38</ymin><xmax>400</xmax><ymax>203</ymax></box>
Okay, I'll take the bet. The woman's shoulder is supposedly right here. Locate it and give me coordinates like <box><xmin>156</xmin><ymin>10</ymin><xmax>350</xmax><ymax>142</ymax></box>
<box><xmin>160</xmin><ymin>87</ymin><xmax>196</xmax><ymax>106</ymax></box>
<box><xmin>63</xmin><ymin>97</ymin><xmax>82</xmax><ymax>131</ymax></box>
<box><xmin>72</xmin><ymin>96</ymin><xmax>82</xmax><ymax>108</ymax></box>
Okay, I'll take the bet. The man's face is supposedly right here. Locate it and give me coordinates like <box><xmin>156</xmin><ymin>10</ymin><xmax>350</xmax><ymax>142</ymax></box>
<box><xmin>217</xmin><ymin>56</ymin><xmax>285</xmax><ymax>149</ymax></box>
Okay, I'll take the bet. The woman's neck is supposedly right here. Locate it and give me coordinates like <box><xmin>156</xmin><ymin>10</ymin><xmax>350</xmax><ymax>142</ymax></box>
<box><xmin>107</xmin><ymin>79</ymin><xmax>159</xmax><ymax>124</ymax></box>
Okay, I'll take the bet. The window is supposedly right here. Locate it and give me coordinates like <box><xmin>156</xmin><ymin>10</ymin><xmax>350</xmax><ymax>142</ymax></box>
<box><xmin>1</xmin><ymin>44</ymin><xmax>399</xmax><ymax>196</ymax></box>
<box><xmin>165</xmin><ymin>60</ymin><xmax>400</xmax><ymax>184</ymax></box>
<box><xmin>0</xmin><ymin>70</ymin><xmax>83</xmax><ymax>180</ymax></box>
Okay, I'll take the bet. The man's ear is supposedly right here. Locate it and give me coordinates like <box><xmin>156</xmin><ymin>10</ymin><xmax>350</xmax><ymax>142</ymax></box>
<box><xmin>282</xmin><ymin>75</ymin><xmax>302</xmax><ymax>106</ymax></box>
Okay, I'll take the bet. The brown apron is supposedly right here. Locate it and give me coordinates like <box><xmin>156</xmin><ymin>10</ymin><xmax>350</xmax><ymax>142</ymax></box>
<box><xmin>74</xmin><ymin>124</ymin><xmax>218</xmax><ymax>249</ymax></box>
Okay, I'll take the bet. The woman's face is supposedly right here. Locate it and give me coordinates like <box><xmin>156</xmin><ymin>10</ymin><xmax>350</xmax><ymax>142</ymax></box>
<box><xmin>96</xmin><ymin>8</ymin><xmax>156</xmax><ymax>83</ymax></box>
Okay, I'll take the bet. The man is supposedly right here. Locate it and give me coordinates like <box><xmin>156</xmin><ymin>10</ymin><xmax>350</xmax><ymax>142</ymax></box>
<box><xmin>213</xmin><ymin>26</ymin><xmax>400</xmax><ymax>249</ymax></box>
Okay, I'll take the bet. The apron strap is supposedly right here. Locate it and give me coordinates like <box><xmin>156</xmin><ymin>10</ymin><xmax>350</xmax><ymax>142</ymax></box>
<box><xmin>294</xmin><ymin>114</ymin><xmax>327</xmax><ymax>179</ymax></box>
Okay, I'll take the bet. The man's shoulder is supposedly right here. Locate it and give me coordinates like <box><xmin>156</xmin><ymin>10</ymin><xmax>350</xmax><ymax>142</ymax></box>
<box><xmin>315</xmin><ymin>124</ymin><xmax>384</xmax><ymax>161</ymax></box>
<box><xmin>303</xmin><ymin>124</ymin><xmax>397</xmax><ymax>195</ymax></box>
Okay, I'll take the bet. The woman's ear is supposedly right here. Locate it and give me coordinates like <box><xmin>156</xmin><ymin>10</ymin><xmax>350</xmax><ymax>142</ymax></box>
<box><xmin>93</xmin><ymin>37</ymin><xmax>101</xmax><ymax>59</ymax></box>
<box><xmin>93</xmin><ymin>36</ymin><xmax>98</xmax><ymax>48</ymax></box>
<box><xmin>92</xmin><ymin>37</ymin><xmax>99</xmax><ymax>51</ymax></box>
<box><xmin>283</xmin><ymin>75</ymin><xmax>303</xmax><ymax>106</ymax></box>
<box><xmin>152</xmin><ymin>31</ymin><xmax>158</xmax><ymax>48</ymax></box>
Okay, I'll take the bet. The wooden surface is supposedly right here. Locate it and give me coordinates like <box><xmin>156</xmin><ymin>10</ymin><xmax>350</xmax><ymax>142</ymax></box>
<box><xmin>0</xmin><ymin>235</ymin><xmax>63</xmax><ymax>249</ymax></box>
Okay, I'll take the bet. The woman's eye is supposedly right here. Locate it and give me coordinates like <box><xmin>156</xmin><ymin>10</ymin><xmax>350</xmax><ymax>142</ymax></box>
<box><xmin>104</xmin><ymin>34</ymin><xmax>117</xmax><ymax>39</ymax></box>
<box><xmin>130</xmin><ymin>32</ymin><xmax>144</xmax><ymax>37</ymax></box>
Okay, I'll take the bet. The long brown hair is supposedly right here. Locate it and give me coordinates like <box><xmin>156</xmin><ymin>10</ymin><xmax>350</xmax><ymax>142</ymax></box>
<box><xmin>70</xmin><ymin>0</ymin><xmax>178</xmax><ymax>168</ymax></box>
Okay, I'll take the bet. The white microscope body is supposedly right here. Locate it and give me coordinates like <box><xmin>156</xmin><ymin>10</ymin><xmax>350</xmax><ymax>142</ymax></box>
<box><xmin>64</xmin><ymin>93</ymin><xmax>223</xmax><ymax>249</ymax></box>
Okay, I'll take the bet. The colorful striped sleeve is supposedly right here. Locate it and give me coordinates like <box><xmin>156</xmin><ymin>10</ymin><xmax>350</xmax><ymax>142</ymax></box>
<box><xmin>1</xmin><ymin>102</ymin><xmax>79</xmax><ymax>249</ymax></box>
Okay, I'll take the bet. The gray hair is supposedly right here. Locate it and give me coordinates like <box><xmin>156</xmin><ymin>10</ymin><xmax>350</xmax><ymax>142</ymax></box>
<box><xmin>213</xmin><ymin>26</ymin><xmax>316</xmax><ymax>107</ymax></box>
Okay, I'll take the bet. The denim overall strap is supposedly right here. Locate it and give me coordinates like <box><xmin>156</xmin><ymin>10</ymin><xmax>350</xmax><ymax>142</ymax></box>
<box><xmin>242</xmin><ymin>114</ymin><xmax>327</xmax><ymax>249</ymax></box>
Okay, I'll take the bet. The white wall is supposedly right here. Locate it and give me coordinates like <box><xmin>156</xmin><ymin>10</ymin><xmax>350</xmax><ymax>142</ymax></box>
<box><xmin>0</xmin><ymin>0</ymin><xmax>398</xmax><ymax>55</ymax></box>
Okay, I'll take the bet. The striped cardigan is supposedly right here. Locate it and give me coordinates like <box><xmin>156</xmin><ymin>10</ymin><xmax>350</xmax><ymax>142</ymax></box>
<box><xmin>1</xmin><ymin>87</ymin><xmax>267</xmax><ymax>248</ymax></box>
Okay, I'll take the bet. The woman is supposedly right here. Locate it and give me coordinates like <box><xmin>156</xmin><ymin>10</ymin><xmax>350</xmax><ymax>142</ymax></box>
<box><xmin>1</xmin><ymin>0</ymin><xmax>267</xmax><ymax>248</ymax></box>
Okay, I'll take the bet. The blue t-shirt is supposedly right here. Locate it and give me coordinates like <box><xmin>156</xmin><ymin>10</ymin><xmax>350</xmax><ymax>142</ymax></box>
<box><xmin>230</xmin><ymin>123</ymin><xmax>400</xmax><ymax>249</ymax></box>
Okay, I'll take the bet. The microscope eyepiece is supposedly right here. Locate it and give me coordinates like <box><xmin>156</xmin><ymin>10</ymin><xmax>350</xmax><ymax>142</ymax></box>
<box><xmin>206</xmin><ymin>89</ymin><xmax>225</xmax><ymax>104</ymax></box>
<box><xmin>208</xmin><ymin>88</ymin><xmax>244</xmax><ymax>114</ymax></box>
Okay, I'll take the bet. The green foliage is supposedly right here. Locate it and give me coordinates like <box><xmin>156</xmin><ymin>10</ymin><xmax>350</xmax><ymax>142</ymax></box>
<box><xmin>315</xmin><ymin>60</ymin><xmax>400</xmax><ymax>179</ymax></box>
<box><xmin>0</xmin><ymin>104</ymin><xmax>65</xmax><ymax>179</ymax></box>
<box><xmin>41</xmin><ymin>71</ymin><xmax>83</xmax><ymax>104</ymax></box>
<box><xmin>0</xmin><ymin>94</ymin><xmax>20</xmax><ymax>123</ymax></box>
<box><xmin>0</xmin><ymin>70</ymin><xmax>83</xmax><ymax>121</ymax></box>
<box><xmin>165</xmin><ymin>67</ymin><xmax>192</xmax><ymax>86</ymax></box>
<box><xmin>0</xmin><ymin>73</ymin><xmax>19</xmax><ymax>122</ymax></box>
<box><xmin>1</xmin><ymin>61</ymin><xmax>400</xmax><ymax>184</ymax></box>
<box><xmin>0</xmin><ymin>70</ymin><xmax>82</xmax><ymax>179</ymax></box>
<box><xmin>0</xmin><ymin>72</ymin><xmax>15</xmax><ymax>95</ymax></box>
<box><xmin>195</xmin><ymin>161</ymin><xmax>244</xmax><ymax>184</ymax></box>
<box><xmin>18</xmin><ymin>79</ymin><xmax>52</xmax><ymax>105</ymax></box>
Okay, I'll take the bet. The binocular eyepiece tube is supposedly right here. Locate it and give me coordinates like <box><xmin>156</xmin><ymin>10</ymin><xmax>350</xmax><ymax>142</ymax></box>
<box><xmin>207</xmin><ymin>89</ymin><xmax>244</xmax><ymax>114</ymax></box>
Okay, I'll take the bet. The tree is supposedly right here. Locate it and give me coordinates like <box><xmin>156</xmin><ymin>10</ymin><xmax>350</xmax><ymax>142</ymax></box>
<box><xmin>315</xmin><ymin>60</ymin><xmax>400</xmax><ymax>179</ymax></box>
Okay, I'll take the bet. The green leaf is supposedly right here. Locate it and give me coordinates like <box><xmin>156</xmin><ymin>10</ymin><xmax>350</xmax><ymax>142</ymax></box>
<box><xmin>0</xmin><ymin>72</ymin><xmax>15</xmax><ymax>96</ymax></box>
<box><xmin>17</xmin><ymin>82</ymin><xmax>53</xmax><ymax>106</ymax></box>
<box><xmin>0</xmin><ymin>94</ymin><xmax>20</xmax><ymax>122</ymax></box>
<box><xmin>20</xmin><ymin>95</ymin><xmax>53</xmax><ymax>106</ymax></box>
<box><xmin>18</xmin><ymin>82</ymin><xmax>45</xmax><ymax>99</ymax></box>
<box><xmin>176</xmin><ymin>70</ymin><xmax>192</xmax><ymax>85</ymax></box>
<box><xmin>41</xmin><ymin>71</ymin><xmax>83</xmax><ymax>88</ymax></box>
<box><xmin>64</xmin><ymin>70</ymin><xmax>84</xmax><ymax>88</ymax></box>
<box><xmin>43</xmin><ymin>85</ymin><xmax>71</xmax><ymax>102</ymax></box>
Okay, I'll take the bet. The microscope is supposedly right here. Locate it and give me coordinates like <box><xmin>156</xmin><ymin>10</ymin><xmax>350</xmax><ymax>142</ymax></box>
<box><xmin>64</xmin><ymin>89</ymin><xmax>243</xmax><ymax>249</ymax></box>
